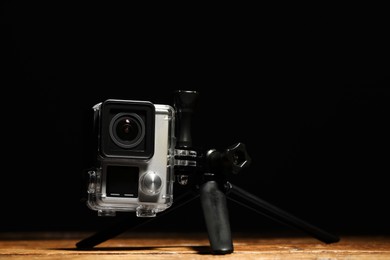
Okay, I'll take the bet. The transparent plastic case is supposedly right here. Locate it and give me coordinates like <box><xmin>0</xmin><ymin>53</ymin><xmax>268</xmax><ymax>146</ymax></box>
<box><xmin>87</xmin><ymin>101</ymin><xmax>176</xmax><ymax>217</ymax></box>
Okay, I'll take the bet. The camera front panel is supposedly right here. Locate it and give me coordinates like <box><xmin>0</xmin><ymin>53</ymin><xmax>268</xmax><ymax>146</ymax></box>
<box><xmin>87</xmin><ymin>101</ymin><xmax>176</xmax><ymax>216</ymax></box>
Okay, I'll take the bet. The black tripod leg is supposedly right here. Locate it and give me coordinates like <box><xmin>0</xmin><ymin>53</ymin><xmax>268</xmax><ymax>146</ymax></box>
<box><xmin>76</xmin><ymin>190</ymin><xmax>199</xmax><ymax>249</ymax></box>
<box><xmin>227</xmin><ymin>183</ymin><xmax>340</xmax><ymax>244</ymax></box>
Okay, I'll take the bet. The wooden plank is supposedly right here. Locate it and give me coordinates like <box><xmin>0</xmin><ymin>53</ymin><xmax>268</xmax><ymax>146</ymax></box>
<box><xmin>0</xmin><ymin>232</ymin><xmax>389</xmax><ymax>259</ymax></box>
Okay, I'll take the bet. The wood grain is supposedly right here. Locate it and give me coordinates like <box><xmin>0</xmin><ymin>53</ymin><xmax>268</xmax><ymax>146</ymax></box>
<box><xmin>0</xmin><ymin>232</ymin><xmax>389</xmax><ymax>259</ymax></box>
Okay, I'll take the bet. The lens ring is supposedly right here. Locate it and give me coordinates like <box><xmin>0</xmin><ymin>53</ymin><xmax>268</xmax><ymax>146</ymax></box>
<box><xmin>109</xmin><ymin>113</ymin><xmax>145</xmax><ymax>149</ymax></box>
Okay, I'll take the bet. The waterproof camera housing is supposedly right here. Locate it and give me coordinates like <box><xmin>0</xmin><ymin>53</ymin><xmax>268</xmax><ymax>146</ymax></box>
<box><xmin>86</xmin><ymin>99</ymin><xmax>176</xmax><ymax>217</ymax></box>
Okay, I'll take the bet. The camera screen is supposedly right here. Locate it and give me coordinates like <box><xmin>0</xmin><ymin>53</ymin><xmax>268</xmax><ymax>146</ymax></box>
<box><xmin>106</xmin><ymin>166</ymin><xmax>139</xmax><ymax>198</ymax></box>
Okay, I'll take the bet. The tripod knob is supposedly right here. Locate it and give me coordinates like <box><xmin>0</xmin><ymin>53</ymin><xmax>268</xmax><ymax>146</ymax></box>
<box><xmin>225</xmin><ymin>143</ymin><xmax>251</xmax><ymax>175</ymax></box>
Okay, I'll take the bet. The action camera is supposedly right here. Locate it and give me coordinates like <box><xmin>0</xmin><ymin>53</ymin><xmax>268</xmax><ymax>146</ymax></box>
<box><xmin>86</xmin><ymin>99</ymin><xmax>176</xmax><ymax>217</ymax></box>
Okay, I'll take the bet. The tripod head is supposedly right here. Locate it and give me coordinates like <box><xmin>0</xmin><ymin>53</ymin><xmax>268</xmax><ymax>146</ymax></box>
<box><xmin>173</xmin><ymin>90</ymin><xmax>252</xmax><ymax>186</ymax></box>
<box><xmin>205</xmin><ymin>142</ymin><xmax>252</xmax><ymax>176</ymax></box>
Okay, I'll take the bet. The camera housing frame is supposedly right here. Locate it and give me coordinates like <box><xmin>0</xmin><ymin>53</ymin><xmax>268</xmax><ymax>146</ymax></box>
<box><xmin>87</xmin><ymin>99</ymin><xmax>176</xmax><ymax>217</ymax></box>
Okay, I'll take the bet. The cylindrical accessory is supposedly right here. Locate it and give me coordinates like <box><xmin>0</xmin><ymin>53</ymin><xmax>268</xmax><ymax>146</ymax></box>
<box><xmin>200</xmin><ymin>180</ymin><xmax>233</xmax><ymax>254</ymax></box>
<box><xmin>173</xmin><ymin>90</ymin><xmax>199</xmax><ymax>149</ymax></box>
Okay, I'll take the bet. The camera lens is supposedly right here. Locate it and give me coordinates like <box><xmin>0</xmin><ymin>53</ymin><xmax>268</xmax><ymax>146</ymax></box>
<box><xmin>116</xmin><ymin>118</ymin><xmax>138</xmax><ymax>141</ymax></box>
<box><xmin>109</xmin><ymin>113</ymin><xmax>145</xmax><ymax>149</ymax></box>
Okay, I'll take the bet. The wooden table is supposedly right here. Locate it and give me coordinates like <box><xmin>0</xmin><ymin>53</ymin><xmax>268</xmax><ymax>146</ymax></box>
<box><xmin>0</xmin><ymin>232</ymin><xmax>389</xmax><ymax>259</ymax></box>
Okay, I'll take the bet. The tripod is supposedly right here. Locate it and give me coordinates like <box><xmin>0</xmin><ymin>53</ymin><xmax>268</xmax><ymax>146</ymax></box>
<box><xmin>76</xmin><ymin>90</ymin><xmax>340</xmax><ymax>254</ymax></box>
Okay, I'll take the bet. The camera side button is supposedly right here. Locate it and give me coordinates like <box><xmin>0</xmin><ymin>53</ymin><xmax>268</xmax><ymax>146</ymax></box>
<box><xmin>141</xmin><ymin>172</ymin><xmax>162</xmax><ymax>195</ymax></box>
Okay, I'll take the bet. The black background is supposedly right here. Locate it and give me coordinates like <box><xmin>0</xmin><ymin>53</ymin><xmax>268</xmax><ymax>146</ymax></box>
<box><xmin>1</xmin><ymin>3</ymin><xmax>389</xmax><ymax>237</ymax></box>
